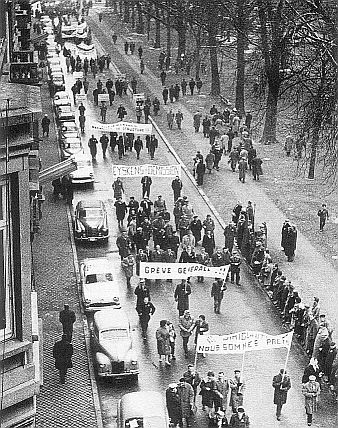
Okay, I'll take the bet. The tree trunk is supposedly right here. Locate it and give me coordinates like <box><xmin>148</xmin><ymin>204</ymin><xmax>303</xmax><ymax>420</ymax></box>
<box><xmin>123</xmin><ymin>1</ymin><xmax>130</xmax><ymax>23</ymax></box>
<box><xmin>208</xmin><ymin>25</ymin><xmax>220</xmax><ymax>95</ymax></box>
<box><xmin>235</xmin><ymin>28</ymin><xmax>245</xmax><ymax>115</ymax></box>
<box><xmin>176</xmin><ymin>15</ymin><xmax>186</xmax><ymax>60</ymax></box>
<box><xmin>146</xmin><ymin>5</ymin><xmax>151</xmax><ymax>41</ymax></box>
<box><xmin>136</xmin><ymin>1</ymin><xmax>144</xmax><ymax>34</ymax></box>
<box><xmin>166</xmin><ymin>4</ymin><xmax>171</xmax><ymax>66</ymax></box>
<box><xmin>308</xmin><ymin>130</ymin><xmax>318</xmax><ymax>179</ymax></box>
<box><xmin>154</xmin><ymin>6</ymin><xmax>161</xmax><ymax>48</ymax></box>
<box><xmin>131</xmin><ymin>4</ymin><xmax>135</xmax><ymax>29</ymax></box>
<box><xmin>235</xmin><ymin>0</ymin><xmax>246</xmax><ymax>115</ymax></box>
<box><xmin>262</xmin><ymin>77</ymin><xmax>279</xmax><ymax>143</ymax></box>
<box><xmin>195</xmin><ymin>28</ymin><xmax>201</xmax><ymax>79</ymax></box>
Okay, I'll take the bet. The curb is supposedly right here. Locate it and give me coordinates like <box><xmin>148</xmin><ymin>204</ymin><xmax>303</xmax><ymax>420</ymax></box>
<box><xmin>49</xmin><ymin>67</ymin><xmax>104</xmax><ymax>428</ymax></box>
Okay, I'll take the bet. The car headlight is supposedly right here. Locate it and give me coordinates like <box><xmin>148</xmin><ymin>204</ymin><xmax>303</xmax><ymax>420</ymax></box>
<box><xmin>131</xmin><ymin>360</ymin><xmax>137</xmax><ymax>365</ymax></box>
<box><xmin>84</xmin><ymin>298</ymin><xmax>91</xmax><ymax>306</ymax></box>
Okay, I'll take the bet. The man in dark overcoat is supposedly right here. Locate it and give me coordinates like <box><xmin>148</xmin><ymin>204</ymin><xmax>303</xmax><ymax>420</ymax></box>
<box><xmin>53</xmin><ymin>335</ymin><xmax>73</xmax><ymax>384</ymax></box>
<box><xmin>272</xmin><ymin>369</ymin><xmax>291</xmax><ymax>421</ymax></box>
<box><xmin>189</xmin><ymin>215</ymin><xmax>202</xmax><ymax>244</ymax></box>
<box><xmin>284</xmin><ymin>224</ymin><xmax>297</xmax><ymax>262</ymax></box>
<box><xmin>166</xmin><ymin>383</ymin><xmax>182</xmax><ymax>427</ymax></box>
<box><xmin>59</xmin><ymin>304</ymin><xmax>76</xmax><ymax>342</ymax></box>
<box><xmin>171</xmin><ymin>176</ymin><xmax>183</xmax><ymax>202</ymax></box>
<box><xmin>174</xmin><ymin>279</ymin><xmax>192</xmax><ymax>316</ymax></box>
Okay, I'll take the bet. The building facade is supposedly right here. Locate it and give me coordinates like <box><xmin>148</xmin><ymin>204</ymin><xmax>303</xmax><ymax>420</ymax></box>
<box><xmin>0</xmin><ymin>1</ymin><xmax>42</xmax><ymax>426</ymax></box>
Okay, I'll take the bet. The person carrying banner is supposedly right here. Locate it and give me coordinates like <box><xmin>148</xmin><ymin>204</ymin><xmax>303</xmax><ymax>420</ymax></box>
<box><xmin>272</xmin><ymin>369</ymin><xmax>291</xmax><ymax>421</ymax></box>
<box><xmin>229</xmin><ymin>370</ymin><xmax>245</xmax><ymax>413</ymax></box>
<box><xmin>211</xmin><ymin>278</ymin><xmax>227</xmax><ymax>314</ymax></box>
<box><xmin>179</xmin><ymin>310</ymin><xmax>195</xmax><ymax>358</ymax></box>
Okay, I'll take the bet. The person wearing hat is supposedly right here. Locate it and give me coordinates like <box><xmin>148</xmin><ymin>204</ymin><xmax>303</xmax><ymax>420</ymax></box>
<box><xmin>302</xmin><ymin>375</ymin><xmax>320</xmax><ymax>426</ymax></box>
<box><xmin>229</xmin><ymin>406</ymin><xmax>250</xmax><ymax>427</ymax></box>
<box><xmin>324</xmin><ymin>342</ymin><xmax>337</xmax><ymax>381</ymax></box>
<box><xmin>183</xmin><ymin>364</ymin><xmax>201</xmax><ymax>401</ymax></box>
<box><xmin>190</xmin><ymin>215</ymin><xmax>203</xmax><ymax>244</ymax></box>
<box><xmin>166</xmin><ymin>383</ymin><xmax>182</xmax><ymax>427</ymax></box>
<box><xmin>134</xmin><ymin>278</ymin><xmax>151</xmax><ymax>311</ymax></box>
<box><xmin>177</xmin><ymin>377</ymin><xmax>194</xmax><ymax>427</ymax></box>
<box><xmin>214</xmin><ymin>371</ymin><xmax>230</xmax><ymax>413</ymax></box>
<box><xmin>141</xmin><ymin>175</ymin><xmax>152</xmax><ymax>198</ymax></box>
<box><xmin>229</xmin><ymin>370</ymin><xmax>245</xmax><ymax>413</ymax></box>
<box><xmin>114</xmin><ymin>197</ymin><xmax>128</xmax><ymax>228</ymax></box>
<box><xmin>199</xmin><ymin>371</ymin><xmax>217</xmax><ymax>419</ymax></box>
<box><xmin>171</xmin><ymin>176</ymin><xmax>183</xmax><ymax>202</ymax></box>
<box><xmin>41</xmin><ymin>114</ymin><xmax>51</xmax><ymax>137</ymax></box>
<box><xmin>59</xmin><ymin>304</ymin><xmax>76</xmax><ymax>342</ymax></box>
<box><xmin>272</xmin><ymin>368</ymin><xmax>291</xmax><ymax>420</ymax></box>
<box><xmin>211</xmin><ymin>409</ymin><xmax>229</xmax><ymax>427</ymax></box>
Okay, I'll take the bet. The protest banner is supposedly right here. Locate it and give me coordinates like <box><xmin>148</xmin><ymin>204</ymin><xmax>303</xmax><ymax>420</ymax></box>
<box><xmin>196</xmin><ymin>330</ymin><xmax>293</xmax><ymax>355</ymax></box>
<box><xmin>73</xmin><ymin>71</ymin><xmax>83</xmax><ymax>79</ymax></box>
<box><xmin>133</xmin><ymin>93</ymin><xmax>145</xmax><ymax>106</ymax></box>
<box><xmin>98</xmin><ymin>93</ymin><xmax>110</xmax><ymax>102</ymax></box>
<box><xmin>139</xmin><ymin>262</ymin><xmax>229</xmax><ymax>279</ymax></box>
<box><xmin>92</xmin><ymin>121</ymin><xmax>152</xmax><ymax>135</ymax></box>
<box><xmin>75</xmin><ymin>94</ymin><xmax>87</xmax><ymax>102</ymax></box>
<box><xmin>112</xmin><ymin>164</ymin><xmax>181</xmax><ymax>179</ymax></box>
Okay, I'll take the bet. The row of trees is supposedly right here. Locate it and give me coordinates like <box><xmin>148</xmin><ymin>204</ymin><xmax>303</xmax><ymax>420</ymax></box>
<box><xmin>109</xmin><ymin>0</ymin><xmax>337</xmax><ymax>181</ymax></box>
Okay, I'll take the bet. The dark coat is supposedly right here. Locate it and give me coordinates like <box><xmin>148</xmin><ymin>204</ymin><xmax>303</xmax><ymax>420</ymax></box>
<box><xmin>272</xmin><ymin>373</ymin><xmax>291</xmax><ymax>405</ymax></box>
<box><xmin>202</xmin><ymin>234</ymin><xmax>215</xmax><ymax>257</ymax></box>
<box><xmin>53</xmin><ymin>339</ymin><xmax>73</xmax><ymax>369</ymax></box>
<box><xmin>178</xmin><ymin>382</ymin><xmax>194</xmax><ymax>418</ymax></box>
<box><xmin>229</xmin><ymin>413</ymin><xmax>250</xmax><ymax>428</ymax></box>
<box><xmin>114</xmin><ymin>200</ymin><xmax>127</xmax><ymax>220</ymax></box>
<box><xmin>199</xmin><ymin>378</ymin><xmax>217</xmax><ymax>407</ymax></box>
<box><xmin>156</xmin><ymin>326</ymin><xmax>171</xmax><ymax>355</ymax></box>
<box><xmin>59</xmin><ymin>309</ymin><xmax>76</xmax><ymax>330</ymax></box>
<box><xmin>190</xmin><ymin>219</ymin><xmax>202</xmax><ymax>243</ymax></box>
<box><xmin>166</xmin><ymin>389</ymin><xmax>182</xmax><ymax>422</ymax></box>
<box><xmin>174</xmin><ymin>282</ymin><xmax>191</xmax><ymax>312</ymax></box>
<box><xmin>211</xmin><ymin>280</ymin><xmax>225</xmax><ymax>301</ymax></box>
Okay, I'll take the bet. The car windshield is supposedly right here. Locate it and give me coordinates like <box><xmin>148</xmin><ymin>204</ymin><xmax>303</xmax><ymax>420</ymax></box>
<box><xmin>125</xmin><ymin>417</ymin><xmax>164</xmax><ymax>428</ymax></box>
<box><xmin>101</xmin><ymin>329</ymin><xmax>128</xmax><ymax>340</ymax></box>
<box><xmin>85</xmin><ymin>273</ymin><xmax>113</xmax><ymax>283</ymax></box>
<box><xmin>80</xmin><ymin>208</ymin><xmax>102</xmax><ymax>218</ymax></box>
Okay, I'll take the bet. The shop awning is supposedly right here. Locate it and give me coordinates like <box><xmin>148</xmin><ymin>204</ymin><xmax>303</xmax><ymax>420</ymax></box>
<box><xmin>39</xmin><ymin>157</ymin><xmax>77</xmax><ymax>184</ymax></box>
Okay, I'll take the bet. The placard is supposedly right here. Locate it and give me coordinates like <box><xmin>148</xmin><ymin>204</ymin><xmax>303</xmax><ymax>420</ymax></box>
<box><xmin>139</xmin><ymin>262</ymin><xmax>229</xmax><ymax>279</ymax></box>
<box><xmin>73</xmin><ymin>71</ymin><xmax>83</xmax><ymax>79</ymax></box>
<box><xmin>98</xmin><ymin>93</ymin><xmax>110</xmax><ymax>102</ymax></box>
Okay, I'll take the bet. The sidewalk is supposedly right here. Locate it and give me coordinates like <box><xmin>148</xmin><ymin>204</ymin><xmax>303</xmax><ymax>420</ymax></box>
<box><xmin>32</xmin><ymin>66</ymin><xmax>102</xmax><ymax>427</ymax></box>
<box><xmin>89</xmin><ymin>11</ymin><xmax>338</xmax><ymax>337</ymax></box>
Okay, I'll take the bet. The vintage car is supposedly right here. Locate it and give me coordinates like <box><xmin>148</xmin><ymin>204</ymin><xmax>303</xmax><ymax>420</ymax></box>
<box><xmin>92</xmin><ymin>309</ymin><xmax>139</xmax><ymax>378</ymax></box>
<box><xmin>117</xmin><ymin>391</ymin><xmax>170</xmax><ymax>428</ymax></box>
<box><xmin>74</xmin><ymin>200</ymin><xmax>108</xmax><ymax>242</ymax></box>
<box><xmin>69</xmin><ymin>153</ymin><xmax>94</xmax><ymax>186</ymax></box>
<box><xmin>80</xmin><ymin>257</ymin><xmax>121</xmax><ymax>312</ymax></box>
<box><xmin>53</xmin><ymin>95</ymin><xmax>72</xmax><ymax>112</ymax></box>
<box><xmin>56</xmin><ymin>104</ymin><xmax>75</xmax><ymax>123</ymax></box>
<box><xmin>60</xmin><ymin>136</ymin><xmax>83</xmax><ymax>160</ymax></box>
<box><xmin>51</xmin><ymin>72</ymin><xmax>65</xmax><ymax>92</ymax></box>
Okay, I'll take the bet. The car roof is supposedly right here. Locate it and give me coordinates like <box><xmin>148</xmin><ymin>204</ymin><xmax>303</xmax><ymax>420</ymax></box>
<box><xmin>81</xmin><ymin>257</ymin><xmax>112</xmax><ymax>274</ymax></box>
<box><xmin>94</xmin><ymin>309</ymin><xmax>129</xmax><ymax>330</ymax></box>
<box><xmin>119</xmin><ymin>391</ymin><xmax>167</xmax><ymax>420</ymax></box>
<box><xmin>77</xmin><ymin>200</ymin><xmax>104</xmax><ymax>209</ymax></box>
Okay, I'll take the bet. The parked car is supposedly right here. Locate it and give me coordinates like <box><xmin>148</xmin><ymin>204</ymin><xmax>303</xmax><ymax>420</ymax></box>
<box><xmin>117</xmin><ymin>391</ymin><xmax>170</xmax><ymax>428</ymax></box>
<box><xmin>56</xmin><ymin>105</ymin><xmax>75</xmax><ymax>123</ymax></box>
<box><xmin>74</xmin><ymin>199</ymin><xmax>108</xmax><ymax>242</ymax></box>
<box><xmin>80</xmin><ymin>257</ymin><xmax>121</xmax><ymax>312</ymax></box>
<box><xmin>54</xmin><ymin>96</ymin><xmax>71</xmax><ymax>112</ymax></box>
<box><xmin>69</xmin><ymin>153</ymin><xmax>94</xmax><ymax>186</ymax></box>
<box><xmin>51</xmin><ymin>73</ymin><xmax>65</xmax><ymax>92</ymax></box>
<box><xmin>92</xmin><ymin>309</ymin><xmax>139</xmax><ymax>378</ymax></box>
<box><xmin>60</xmin><ymin>136</ymin><xmax>82</xmax><ymax>160</ymax></box>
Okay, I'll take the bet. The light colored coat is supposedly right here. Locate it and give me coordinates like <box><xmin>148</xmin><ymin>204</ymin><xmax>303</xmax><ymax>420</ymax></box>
<box><xmin>302</xmin><ymin>380</ymin><xmax>320</xmax><ymax>414</ymax></box>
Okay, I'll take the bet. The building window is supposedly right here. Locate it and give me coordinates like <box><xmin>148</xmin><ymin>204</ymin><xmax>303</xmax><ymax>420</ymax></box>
<box><xmin>0</xmin><ymin>181</ymin><xmax>14</xmax><ymax>339</ymax></box>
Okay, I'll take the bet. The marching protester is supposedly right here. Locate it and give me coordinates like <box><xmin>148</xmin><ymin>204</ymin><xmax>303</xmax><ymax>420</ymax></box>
<box><xmin>156</xmin><ymin>319</ymin><xmax>171</xmax><ymax>366</ymax></box>
<box><xmin>136</xmin><ymin>296</ymin><xmax>156</xmax><ymax>339</ymax></box>
<box><xmin>272</xmin><ymin>369</ymin><xmax>291</xmax><ymax>421</ymax></box>
<box><xmin>229</xmin><ymin>370</ymin><xmax>245</xmax><ymax>413</ymax></box>
<box><xmin>179</xmin><ymin>310</ymin><xmax>195</xmax><ymax>358</ymax></box>
<box><xmin>302</xmin><ymin>375</ymin><xmax>320</xmax><ymax>426</ymax></box>
<box><xmin>183</xmin><ymin>364</ymin><xmax>201</xmax><ymax>401</ymax></box>
<box><xmin>174</xmin><ymin>279</ymin><xmax>191</xmax><ymax>316</ymax></box>
<box><xmin>166</xmin><ymin>383</ymin><xmax>182</xmax><ymax>427</ymax></box>
<box><xmin>211</xmin><ymin>278</ymin><xmax>226</xmax><ymax>314</ymax></box>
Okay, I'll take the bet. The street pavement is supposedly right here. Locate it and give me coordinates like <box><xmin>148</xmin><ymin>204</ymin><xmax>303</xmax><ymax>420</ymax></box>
<box><xmin>88</xmin><ymin>9</ymin><xmax>338</xmax><ymax>342</ymax></box>
<box><xmin>32</xmin><ymin>62</ymin><xmax>102</xmax><ymax>427</ymax></box>
<box><xmin>53</xmin><ymin>9</ymin><xmax>337</xmax><ymax>427</ymax></box>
